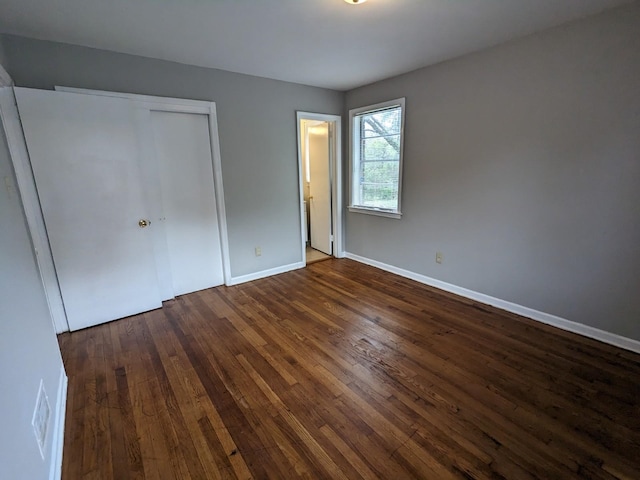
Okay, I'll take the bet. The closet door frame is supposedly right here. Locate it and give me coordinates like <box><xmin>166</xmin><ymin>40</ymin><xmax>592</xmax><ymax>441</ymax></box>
<box><xmin>2</xmin><ymin>86</ymin><xmax>231</xmax><ymax>333</ymax></box>
<box><xmin>0</xmin><ymin>87</ymin><xmax>69</xmax><ymax>334</ymax></box>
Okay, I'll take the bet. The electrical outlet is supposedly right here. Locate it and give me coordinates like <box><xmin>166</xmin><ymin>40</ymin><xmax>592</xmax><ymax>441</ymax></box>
<box><xmin>436</xmin><ymin>252</ymin><xmax>443</xmax><ymax>264</ymax></box>
<box><xmin>32</xmin><ymin>380</ymin><xmax>51</xmax><ymax>459</ymax></box>
<box><xmin>255</xmin><ymin>247</ymin><xmax>262</xmax><ymax>257</ymax></box>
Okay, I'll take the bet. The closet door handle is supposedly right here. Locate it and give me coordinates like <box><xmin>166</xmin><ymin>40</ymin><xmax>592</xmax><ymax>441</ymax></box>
<box><xmin>138</xmin><ymin>219</ymin><xmax>150</xmax><ymax>228</ymax></box>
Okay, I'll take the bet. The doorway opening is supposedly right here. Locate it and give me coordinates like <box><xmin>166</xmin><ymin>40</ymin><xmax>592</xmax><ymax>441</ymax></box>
<box><xmin>296</xmin><ymin>112</ymin><xmax>343</xmax><ymax>265</ymax></box>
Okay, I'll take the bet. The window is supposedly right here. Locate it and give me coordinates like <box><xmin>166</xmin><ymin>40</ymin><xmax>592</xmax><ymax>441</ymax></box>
<box><xmin>349</xmin><ymin>98</ymin><xmax>405</xmax><ymax>219</ymax></box>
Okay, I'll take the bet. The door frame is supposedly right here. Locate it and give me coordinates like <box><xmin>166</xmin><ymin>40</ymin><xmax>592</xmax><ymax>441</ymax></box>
<box><xmin>0</xmin><ymin>87</ymin><xmax>69</xmax><ymax>334</ymax></box>
<box><xmin>296</xmin><ymin>112</ymin><xmax>343</xmax><ymax>262</ymax></box>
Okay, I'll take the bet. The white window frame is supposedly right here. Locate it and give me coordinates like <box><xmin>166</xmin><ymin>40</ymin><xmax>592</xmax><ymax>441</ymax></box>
<box><xmin>348</xmin><ymin>97</ymin><xmax>405</xmax><ymax>219</ymax></box>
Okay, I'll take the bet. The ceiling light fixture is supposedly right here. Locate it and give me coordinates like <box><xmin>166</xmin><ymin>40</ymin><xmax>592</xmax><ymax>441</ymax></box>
<box><xmin>344</xmin><ymin>0</ymin><xmax>367</xmax><ymax>4</ymax></box>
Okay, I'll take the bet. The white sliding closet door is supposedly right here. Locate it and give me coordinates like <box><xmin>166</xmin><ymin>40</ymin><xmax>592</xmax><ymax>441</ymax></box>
<box><xmin>150</xmin><ymin>111</ymin><xmax>224</xmax><ymax>295</ymax></box>
<box><xmin>15</xmin><ymin>88</ymin><xmax>162</xmax><ymax>331</ymax></box>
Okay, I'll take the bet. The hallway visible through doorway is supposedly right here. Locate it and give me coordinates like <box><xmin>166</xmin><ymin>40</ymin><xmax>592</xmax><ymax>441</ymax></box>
<box><xmin>306</xmin><ymin>246</ymin><xmax>331</xmax><ymax>264</ymax></box>
<box><xmin>296</xmin><ymin>111</ymin><xmax>343</xmax><ymax>265</ymax></box>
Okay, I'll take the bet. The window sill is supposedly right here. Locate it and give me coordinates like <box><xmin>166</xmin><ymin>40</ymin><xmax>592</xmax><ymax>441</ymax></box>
<box><xmin>348</xmin><ymin>206</ymin><xmax>402</xmax><ymax>219</ymax></box>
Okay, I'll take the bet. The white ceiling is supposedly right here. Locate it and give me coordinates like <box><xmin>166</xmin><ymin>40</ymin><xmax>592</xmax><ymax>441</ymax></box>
<box><xmin>0</xmin><ymin>0</ymin><xmax>633</xmax><ymax>91</ymax></box>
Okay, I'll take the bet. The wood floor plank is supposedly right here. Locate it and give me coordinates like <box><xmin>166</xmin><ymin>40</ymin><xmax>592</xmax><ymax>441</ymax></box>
<box><xmin>59</xmin><ymin>259</ymin><xmax>640</xmax><ymax>479</ymax></box>
<box><xmin>164</xmin><ymin>297</ymin><xmax>294</xmax><ymax>479</ymax></box>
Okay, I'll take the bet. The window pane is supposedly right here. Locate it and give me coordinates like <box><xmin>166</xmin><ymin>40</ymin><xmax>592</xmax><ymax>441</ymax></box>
<box><xmin>361</xmin><ymin>108</ymin><xmax>401</xmax><ymax>138</ymax></box>
<box><xmin>360</xmin><ymin>159</ymin><xmax>399</xmax><ymax>209</ymax></box>
<box><xmin>362</xmin><ymin>136</ymin><xmax>400</xmax><ymax>161</ymax></box>
<box><xmin>361</xmin><ymin>183</ymin><xmax>398</xmax><ymax>209</ymax></box>
<box><xmin>362</xmin><ymin>160</ymin><xmax>399</xmax><ymax>185</ymax></box>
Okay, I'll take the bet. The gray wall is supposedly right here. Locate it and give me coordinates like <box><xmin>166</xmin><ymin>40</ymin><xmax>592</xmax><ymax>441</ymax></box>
<box><xmin>345</xmin><ymin>4</ymin><xmax>640</xmax><ymax>340</ymax></box>
<box><xmin>0</xmin><ymin>35</ymin><xmax>344</xmax><ymax>278</ymax></box>
<box><xmin>0</xmin><ymin>108</ymin><xmax>65</xmax><ymax>479</ymax></box>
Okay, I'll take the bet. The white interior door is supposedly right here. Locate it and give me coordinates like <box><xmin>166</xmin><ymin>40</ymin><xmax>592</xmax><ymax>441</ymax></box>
<box><xmin>150</xmin><ymin>110</ymin><xmax>224</xmax><ymax>295</ymax></box>
<box><xmin>308</xmin><ymin>122</ymin><xmax>332</xmax><ymax>255</ymax></box>
<box><xmin>15</xmin><ymin>87</ymin><xmax>162</xmax><ymax>331</ymax></box>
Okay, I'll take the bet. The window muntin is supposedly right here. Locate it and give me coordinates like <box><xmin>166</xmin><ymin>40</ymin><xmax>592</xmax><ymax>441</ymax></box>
<box><xmin>350</xmin><ymin>98</ymin><xmax>405</xmax><ymax>218</ymax></box>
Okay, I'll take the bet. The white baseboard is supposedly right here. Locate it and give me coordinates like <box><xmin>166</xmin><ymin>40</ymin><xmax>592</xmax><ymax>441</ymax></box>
<box><xmin>227</xmin><ymin>261</ymin><xmax>305</xmax><ymax>286</ymax></box>
<box><xmin>345</xmin><ymin>252</ymin><xmax>640</xmax><ymax>354</ymax></box>
<box><xmin>49</xmin><ymin>367</ymin><xmax>68</xmax><ymax>480</ymax></box>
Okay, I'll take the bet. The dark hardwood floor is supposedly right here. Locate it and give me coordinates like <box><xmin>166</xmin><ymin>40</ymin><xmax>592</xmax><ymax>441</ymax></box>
<box><xmin>58</xmin><ymin>259</ymin><xmax>640</xmax><ymax>479</ymax></box>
